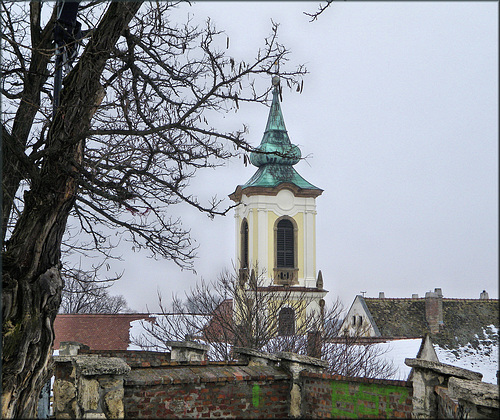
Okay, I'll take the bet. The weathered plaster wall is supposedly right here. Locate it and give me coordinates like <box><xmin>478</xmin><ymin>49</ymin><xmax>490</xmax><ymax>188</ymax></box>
<box><xmin>53</xmin><ymin>355</ymin><xmax>130</xmax><ymax>419</ymax></box>
<box><xmin>406</xmin><ymin>358</ymin><xmax>499</xmax><ymax>419</ymax></box>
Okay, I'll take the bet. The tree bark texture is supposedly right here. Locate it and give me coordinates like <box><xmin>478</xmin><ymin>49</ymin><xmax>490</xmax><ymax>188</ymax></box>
<box><xmin>1</xmin><ymin>3</ymin><xmax>142</xmax><ymax>417</ymax></box>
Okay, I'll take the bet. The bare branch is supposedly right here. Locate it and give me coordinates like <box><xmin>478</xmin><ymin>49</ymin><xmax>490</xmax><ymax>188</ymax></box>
<box><xmin>304</xmin><ymin>0</ymin><xmax>335</xmax><ymax>22</ymax></box>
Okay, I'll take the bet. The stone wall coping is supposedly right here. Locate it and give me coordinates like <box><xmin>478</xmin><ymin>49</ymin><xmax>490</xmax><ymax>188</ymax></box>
<box><xmin>58</xmin><ymin>341</ymin><xmax>90</xmax><ymax>355</ymax></box>
<box><xmin>54</xmin><ymin>354</ymin><xmax>99</xmax><ymax>363</ymax></box>
<box><xmin>59</xmin><ymin>341</ymin><xmax>90</xmax><ymax>348</ymax></box>
<box><xmin>233</xmin><ymin>347</ymin><xmax>279</xmax><ymax>361</ymax></box>
<box><xmin>277</xmin><ymin>351</ymin><xmax>329</xmax><ymax>368</ymax></box>
<box><xmin>75</xmin><ymin>356</ymin><xmax>131</xmax><ymax>376</ymax></box>
<box><xmin>448</xmin><ymin>377</ymin><xmax>499</xmax><ymax>408</ymax></box>
<box><xmin>405</xmin><ymin>358</ymin><xmax>482</xmax><ymax>381</ymax></box>
<box><xmin>80</xmin><ymin>349</ymin><xmax>168</xmax><ymax>356</ymax></box>
<box><xmin>124</xmin><ymin>365</ymin><xmax>289</xmax><ymax>386</ymax></box>
<box><xmin>165</xmin><ymin>340</ymin><xmax>209</xmax><ymax>351</ymax></box>
<box><xmin>130</xmin><ymin>360</ymin><xmax>245</xmax><ymax>368</ymax></box>
<box><xmin>300</xmin><ymin>371</ymin><xmax>412</xmax><ymax>388</ymax></box>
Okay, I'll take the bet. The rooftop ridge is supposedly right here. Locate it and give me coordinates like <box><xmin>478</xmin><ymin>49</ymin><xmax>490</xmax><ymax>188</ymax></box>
<box><xmin>55</xmin><ymin>313</ymin><xmax>151</xmax><ymax>317</ymax></box>
<box><xmin>363</xmin><ymin>297</ymin><xmax>498</xmax><ymax>301</ymax></box>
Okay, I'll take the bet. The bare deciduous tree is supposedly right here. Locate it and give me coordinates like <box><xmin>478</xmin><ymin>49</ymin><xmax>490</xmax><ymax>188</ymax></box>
<box><xmin>133</xmin><ymin>267</ymin><xmax>323</xmax><ymax>360</ymax></box>
<box><xmin>133</xmin><ymin>266</ymin><xmax>396</xmax><ymax>379</ymax></box>
<box><xmin>59</xmin><ymin>269</ymin><xmax>131</xmax><ymax>314</ymax></box>
<box><xmin>322</xmin><ymin>325</ymin><xmax>397</xmax><ymax>379</ymax></box>
<box><xmin>1</xmin><ymin>1</ymin><xmax>306</xmax><ymax>416</ymax></box>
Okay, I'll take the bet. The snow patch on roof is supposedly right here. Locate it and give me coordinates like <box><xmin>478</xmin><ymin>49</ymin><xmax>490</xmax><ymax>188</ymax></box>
<box><xmin>372</xmin><ymin>339</ymin><xmax>422</xmax><ymax>381</ymax></box>
<box><xmin>434</xmin><ymin>325</ymin><xmax>498</xmax><ymax>384</ymax></box>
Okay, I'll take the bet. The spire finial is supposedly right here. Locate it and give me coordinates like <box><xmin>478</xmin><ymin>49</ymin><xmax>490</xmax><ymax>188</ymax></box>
<box><xmin>248</xmin><ymin>72</ymin><xmax>301</xmax><ymax>168</ymax></box>
<box><xmin>231</xmin><ymin>61</ymin><xmax>323</xmax><ymax>196</ymax></box>
<box><xmin>273</xmin><ymin>57</ymin><xmax>280</xmax><ymax>75</ymax></box>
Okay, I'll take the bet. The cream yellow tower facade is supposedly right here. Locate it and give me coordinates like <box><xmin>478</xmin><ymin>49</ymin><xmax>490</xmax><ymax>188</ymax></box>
<box><xmin>229</xmin><ymin>76</ymin><xmax>327</xmax><ymax>335</ymax></box>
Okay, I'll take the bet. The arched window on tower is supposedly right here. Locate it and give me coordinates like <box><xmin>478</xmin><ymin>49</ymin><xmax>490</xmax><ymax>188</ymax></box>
<box><xmin>276</xmin><ymin>219</ymin><xmax>294</xmax><ymax>268</ymax></box>
<box><xmin>241</xmin><ymin>219</ymin><xmax>249</xmax><ymax>269</ymax></box>
<box><xmin>278</xmin><ymin>307</ymin><xmax>295</xmax><ymax>336</ymax></box>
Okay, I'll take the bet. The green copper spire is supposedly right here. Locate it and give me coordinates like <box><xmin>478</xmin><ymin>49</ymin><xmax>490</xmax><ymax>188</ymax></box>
<box><xmin>240</xmin><ymin>76</ymin><xmax>321</xmax><ymax>192</ymax></box>
<box><xmin>249</xmin><ymin>76</ymin><xmax>301</xmax><ymax>167</ymax></box>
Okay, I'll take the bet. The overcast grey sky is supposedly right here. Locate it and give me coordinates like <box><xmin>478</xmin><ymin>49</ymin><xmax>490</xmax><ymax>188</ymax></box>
<box><xmin>105</xmin><ymin>1</ymin><xmax>498</xmax><ymax>313</ymax></box>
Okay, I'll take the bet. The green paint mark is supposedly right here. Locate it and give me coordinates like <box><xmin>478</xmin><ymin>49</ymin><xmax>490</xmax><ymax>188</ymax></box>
<box><xmin>252</xmin><ymin>384</ymin><xmax>260</xmax><ymax>408</ymax></box>
<box><xmin>330</xmin><ymin>381</ymin><xmax>410</xmax><ymax>418</ymax></box>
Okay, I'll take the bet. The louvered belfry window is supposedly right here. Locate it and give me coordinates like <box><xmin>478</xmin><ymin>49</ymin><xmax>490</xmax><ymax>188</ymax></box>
<box><xmin>241</xmin><ymin>219</ymin><xmax>249</xmax><ymax>268</ymax></box>
<box><xmin>277</xmin><ymin>219</ymin><xmax>294</xmax><ymax>268</ymax></box>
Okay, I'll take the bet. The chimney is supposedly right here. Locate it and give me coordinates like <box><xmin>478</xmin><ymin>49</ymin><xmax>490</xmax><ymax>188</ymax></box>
<box><xmin>480</xmin><ymin>290</ymin><xmax>489</xmax><ymax>300</ymax></box>
<box><xmin>412</xmin><ymin>294</ymin><xmax>419</xmax><ymax>299</ymax></box>
<box><xmin>434</xmin><ymin>288</ymin><xmax>443</xmax><ymax>297</ymax></box>
<box><xmin>425</xmin><ymin>291</ymin><xmax>443</xmax><ymax>334</ymax></box>
<box><xmin>378</xmin><ymin>292</ymin><xmax>385</xmax><ymax>299</ymax></box>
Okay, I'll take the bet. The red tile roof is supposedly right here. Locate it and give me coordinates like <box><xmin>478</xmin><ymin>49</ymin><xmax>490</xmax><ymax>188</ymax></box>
<box><xmin>53</xmin><ymin>314</ymin><xmax>150</xmax><ymax>350</ymax></box>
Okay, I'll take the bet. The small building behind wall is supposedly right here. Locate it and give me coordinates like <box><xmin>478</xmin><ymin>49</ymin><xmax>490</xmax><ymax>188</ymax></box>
<box><xmin>340</xmin><ymin>289</ymin><xmax>499</xmax><ymax>383</ymax></box>
<box><xmin>340</xmin><ymin>288</ymin><xmax>498</xmax><ymax>345</ymax></box>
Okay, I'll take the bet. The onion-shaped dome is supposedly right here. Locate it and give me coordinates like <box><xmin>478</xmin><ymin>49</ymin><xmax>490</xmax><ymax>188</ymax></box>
<box><xmin>229</xmin><ymin>76</ymin><xmax>322</xmax><ymax>199</ymax></box>
<box><xmin>249</xmin><ymin>76</ymin><xmax>301</xmax><ymax>167</ymax></box>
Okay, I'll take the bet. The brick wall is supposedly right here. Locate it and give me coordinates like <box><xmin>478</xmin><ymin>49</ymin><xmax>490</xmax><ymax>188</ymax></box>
<box><xmin>54</xmin><ymin>314</ymin><xmax>150</xmax><ymax>350</ymax></box>
<box><xmin>124</xmin><ymin>364</ymin><xmax>290</xmax><ymax>418</ymax></box>
<box><xmin>301</xmin><ymin>372</ymin><xmax>413</xmax><ymax>418</ymax></box>
<box><xmin>435</xmin><ymin>386</ymin><xmax>460</xmax><ymax>418</ymax></box>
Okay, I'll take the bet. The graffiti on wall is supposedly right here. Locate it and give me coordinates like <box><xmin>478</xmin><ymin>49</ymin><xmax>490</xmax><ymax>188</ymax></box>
<box><xmin>252</xmin><ymin>384</ymin><xmax>260</xmax><ymax>408</ymax></box>
<box><xmin>330</xmin><ymin>382</ymin><xmax>410</xmax><ymax>418</ymax></box>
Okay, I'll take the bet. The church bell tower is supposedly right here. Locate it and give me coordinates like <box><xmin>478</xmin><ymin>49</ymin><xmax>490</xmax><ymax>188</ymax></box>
<box><xmin>229</xmin><ymin>76</ymin><xmax>327</xmax><ymax>327</ymax></box>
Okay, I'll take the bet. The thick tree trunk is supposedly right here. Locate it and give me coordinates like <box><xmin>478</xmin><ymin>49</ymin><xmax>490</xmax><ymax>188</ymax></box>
<box><xmin>1</xmin><ymin>3</ymin><xmax>142</xmax><ymax>417</ymax></box>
